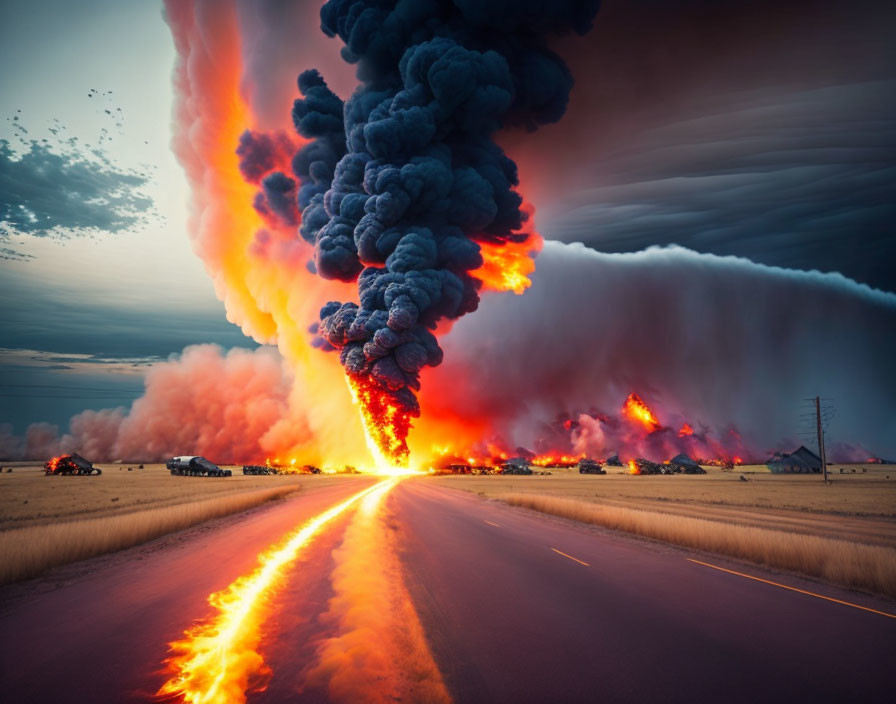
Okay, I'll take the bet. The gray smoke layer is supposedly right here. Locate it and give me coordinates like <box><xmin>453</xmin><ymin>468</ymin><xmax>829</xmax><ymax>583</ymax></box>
<box><xmin>428</xmin><ymin>241</ymin><xmax>896</xmax><ymax>458</ymax></box>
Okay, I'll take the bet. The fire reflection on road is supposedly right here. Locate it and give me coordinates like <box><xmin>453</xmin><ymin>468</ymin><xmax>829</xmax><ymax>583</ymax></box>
<box><xmin>157</xmin><ymin>481</ymin><xmax>385</xmax><ymax>704</ymax></box>
<box><xmin>301</xmin><ymin>477</ymin><xmax>450</xmax><ymax>702</ymax></box>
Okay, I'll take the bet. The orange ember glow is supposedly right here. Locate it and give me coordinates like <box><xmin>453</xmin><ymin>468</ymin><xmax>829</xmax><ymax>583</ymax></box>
<box><xmin>531</xmin><ymin>453</ymin><xmax>584</xmax><ymax>467</ymax></box>
<box><xmin>622</xmin><ymin>393</ymin><xmax>661</xmax><ymax>432</ymax></box>
<box><xmin>471</xmin><ymin>239</ymin><xmax>538</xmax><ymax>294</ymax></box>
<box><xmin>470</xmin><ymin>199</ymin><xmax>541</xmax><ymax>295</ymax></box>
<box><xmin>347</xmin><ymin>376</ymin><xmax>414</xmax><ymax>470</ymax></box>
<box><xmin>46</xmin><ymin>456</ymin><xmax>62</xmax><ymax>472</ymax></box>
<box><xmin>158</xmin><ymin>480</ymin><xmax>386</xmax><ymax>704</ymax></box>
<box><xmin>679</xmin><ymin>423</ymin><xmax>694</xmax><ymax>437</ymax></box>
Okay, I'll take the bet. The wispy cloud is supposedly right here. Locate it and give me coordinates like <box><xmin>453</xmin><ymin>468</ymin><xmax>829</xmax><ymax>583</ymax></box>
<box><xmin>0</xmin><ymin>136</ymin><xmax>154</xmax><ymax>243</ymax></box>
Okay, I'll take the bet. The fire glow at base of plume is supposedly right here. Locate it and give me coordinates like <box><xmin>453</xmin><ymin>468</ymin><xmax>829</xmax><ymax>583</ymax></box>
<box><xmin>346</xmin><ymin>376</ymin><xmax>416</xmax><ymax>473</ymax></box>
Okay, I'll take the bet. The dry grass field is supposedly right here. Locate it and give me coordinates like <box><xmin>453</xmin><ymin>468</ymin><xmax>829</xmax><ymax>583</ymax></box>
<box><xmin>0</xmin><ymin>463</ymin><xmax>353</xmax><ymax>584</ymax></box>
<box><xmin>0</xmin><ymin>462</ymin><xmax>317</xmax><ymax>530</ymax></box>
<box><xmin>430</xmin><ymin>465</ymin><xmax>896</xmax><ymax>597</ymax></box>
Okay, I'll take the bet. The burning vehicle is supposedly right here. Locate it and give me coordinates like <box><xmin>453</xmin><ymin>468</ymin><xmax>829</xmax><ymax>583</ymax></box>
<box><xmin>578</xmin><ymin>459</ymin><xmax>605</xmax><ymax>475</ymax></box>
<box><xmin>628</xmin><ymin>458</ymin><xmax>675</xmax><ymax>475</ymax></box>
<box><xmin>605</xmin><ymin>453</ymin><xmax>623</xmax><ymax>467</ymax></box>
<box><xmin>44</xmin><ymin>453</ymin><xmax>101</xmax><ymax>476</ymax></box>
<box><xmin>167</xmin><ymin>456</ymin><xmax>232</xmax><ymax>477</ymax></box>
<box><xmin>262</xmin><ymin>460</ymin><xmax>322</xmax><ymax>475</ymax></box>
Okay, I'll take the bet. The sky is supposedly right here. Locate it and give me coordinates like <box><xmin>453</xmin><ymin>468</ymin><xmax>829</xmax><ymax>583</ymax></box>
<box><xmin>0</xmin><ymin>0</ymin><xmax>893</xmax><ymax>455</ymax></box>
<box><xmin>0</xmin><ymin>0</ymin><xmax>251</xmax><ymax>431</ymax></box>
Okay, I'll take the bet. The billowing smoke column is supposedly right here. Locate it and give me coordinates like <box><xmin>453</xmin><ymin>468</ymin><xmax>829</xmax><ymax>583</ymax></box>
<box><xmin>287</xmin><ymin>1</ymin><xmax>600</xmax><ymax>465</ymax></box>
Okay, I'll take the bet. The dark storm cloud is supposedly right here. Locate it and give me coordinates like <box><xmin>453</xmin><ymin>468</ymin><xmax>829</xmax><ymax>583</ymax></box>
<box><xmin>544</xmin><ymin>82</ymin><xmax>896</xmax><ymax>291</ymax></box>
<box><xmin>0</xmin><ymin>138</ymin><xmax>153</xmax><ymax>239</ymax></box>
<box><xmin>502</xmin><ymin>0</ymin><xmax>895</xmax><ymax>291</ymax></box>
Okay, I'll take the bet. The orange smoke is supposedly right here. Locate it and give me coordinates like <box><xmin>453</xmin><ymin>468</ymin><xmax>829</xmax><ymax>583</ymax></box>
<box><xmin>622</xmin><ymin>393</ymin><xmax>661</xmax><ymax>432</ymax></box>
<box><xmin>158</xmin><ymin>480</ymin><xmax>383</xmax><ymax>704</ymax></box>
<box><xmin>165</xmin><ymin>0</ymin><xmax>370</xmax><ymax>466</ymax></box>
<box><xmin>303</xmin><ymin>478</ymin><xmax>449</xmax><ymax>703</ymax></box>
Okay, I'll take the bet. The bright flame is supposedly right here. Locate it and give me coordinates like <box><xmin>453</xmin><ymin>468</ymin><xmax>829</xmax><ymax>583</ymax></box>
<box><xmin>622</xmin><ymin>393</ymin><xmax>661</xmax><ymax>432</ymax></box>
<box><xmin>346</xmin><ymin>376</ymin><xmax>416</xmax><ymax>472</ymax></box>
<box><xmin>628</xmin><ymin>459</ymin><xmax>641</xmax><ymax>475</ymax></box>
<box><xmin>679</xmin><ymin>423</ymin><xmax>694</xmax><ymax>437</ymax></box>
<box><xmin>157</xmin><ymin>480</ymin><xmax>386</xmax><ymax>704</ymax></box>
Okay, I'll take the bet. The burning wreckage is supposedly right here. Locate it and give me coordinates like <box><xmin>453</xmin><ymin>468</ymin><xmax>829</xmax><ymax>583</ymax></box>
<box><xmin>628</xmin><ymin>455</ymin><xmax>707</xmax><ymax>475</ymax></box>
<box><xmin>166</xmin><ymin>456</ymin><xmax>232</xmax><ymax>477</ymax></box>
<box><xmin>242</xmin><ymin>463</ymin><xmax>322</xmax><ymax>475</ymax></box>
<box><xmin>44</xmin><ymin>453</ymin><xmax>101</xmax><ymax>476</ymax></box>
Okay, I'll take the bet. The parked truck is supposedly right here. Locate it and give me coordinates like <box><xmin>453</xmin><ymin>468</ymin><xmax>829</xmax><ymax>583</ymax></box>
<box><xmin>166</xmin><ymin>456</ymin><xmax>231</xmax><ymax>477</ymax></box>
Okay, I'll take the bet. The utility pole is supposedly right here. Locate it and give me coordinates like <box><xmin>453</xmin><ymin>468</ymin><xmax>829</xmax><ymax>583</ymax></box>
<box><xmin>816</xmin><ymin>396</ymin><xmax>828</xmax><ymax>483</ymax></box>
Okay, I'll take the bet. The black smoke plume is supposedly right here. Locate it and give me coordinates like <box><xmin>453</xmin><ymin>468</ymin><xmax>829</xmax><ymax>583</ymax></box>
<box><xmin>289</xmin><ymin>0</ymin><xmax>601</xmax><ymax>460</ymax></box>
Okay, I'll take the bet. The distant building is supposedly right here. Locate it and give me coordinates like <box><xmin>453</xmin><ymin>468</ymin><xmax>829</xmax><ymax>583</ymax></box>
<box><xmin>766</xmin><ymin>445</ymin><xmax>822</xmax><ymax>474</ymax></box>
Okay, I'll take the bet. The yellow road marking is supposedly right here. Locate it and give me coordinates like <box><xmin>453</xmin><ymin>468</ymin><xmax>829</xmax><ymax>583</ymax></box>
<box><xmin>484</xmin><ymin>520</ymin><xmax>501</xmax><ymax>527</ymax></box>
<box><xmin>687</xmin><ymin>559</ymin><xmax>896</xmax><ymax>620</ymax></box>
<box><xmin>552</xmin><ymin>548</ymin><xmax>590</xmax><ymax>567</ymax></box>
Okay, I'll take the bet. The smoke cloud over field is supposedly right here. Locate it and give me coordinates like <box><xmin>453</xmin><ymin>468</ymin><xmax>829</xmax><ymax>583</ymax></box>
<box><xmin>0</xmin><ymin>345</ymin><xmax>300</xmax><ymax>462</ymax></box>
<box><xmin>418</xmin><ymin>242</ymin><xmax>896</xmax><ymax>459</ymax></box>
<box><xmin>5</xmin><ymin>244</ymin><xmax>894</xmax><ymax>462</ymax></box>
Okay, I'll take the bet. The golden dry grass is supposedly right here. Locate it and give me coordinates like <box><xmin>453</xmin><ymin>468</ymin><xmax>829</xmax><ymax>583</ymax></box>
<box><xmin>0</xmin><ymin>463</ymin><xmax>362</xmax><ymax>584</ymax></box>
<box><xmin>0</xmin><ymin>463</ymin><xmax>315</xmax><ymax>530</ymax></box>
<box><xmin>432</xmin><ymin>465</ymin><xmax>896</xmax><ymax>517</ymax></box>
<box><xmin>0</xmin><ymin>485</ymin><xmax>299</xmax><ymax>584</ymax></box>
<box><xmin>500</xmin><ymin>493</ymin><xmax>896</xmax><ymax>598</ymax></box>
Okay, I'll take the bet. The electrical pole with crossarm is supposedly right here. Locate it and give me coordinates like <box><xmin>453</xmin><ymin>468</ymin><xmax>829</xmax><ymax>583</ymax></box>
<box><xmin>816</xmin><ymin>396</ymin><xmax>828</xmax><ymax>482</ymax></box>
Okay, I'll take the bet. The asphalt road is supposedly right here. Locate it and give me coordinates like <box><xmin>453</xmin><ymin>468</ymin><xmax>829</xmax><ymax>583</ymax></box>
<box><xmin>393</xmin><ymin>481</ymin><xmax>896</xmax><ymax>703</ymax></box>
<box><xmin>1</xmin><ymin>477</ymin><xmax>893</xmax><ymax>703</ymax></box>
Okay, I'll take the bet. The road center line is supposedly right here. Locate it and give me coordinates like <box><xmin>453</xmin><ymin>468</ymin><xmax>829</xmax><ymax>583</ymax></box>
<box><xmin>483</xmin><ymin>520</ymin><xmax>501</xmax><ymax>527</ymax></box>
<box><xmin>687</xmin><ymin>558</ymin><xmax>896</xmax><ymax>620</ymax></box>
<box><xmin>552</xmin><ymin>548</ymin><xmax>590</xmax><ymax>566</ymax></box>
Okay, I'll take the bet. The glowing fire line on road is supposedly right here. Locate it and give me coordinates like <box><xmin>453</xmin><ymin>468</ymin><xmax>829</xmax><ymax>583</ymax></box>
<box><xmin>157</xmin><ymin>480</ymin><xmax>387</xmax><ymax>704</ymax></box>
